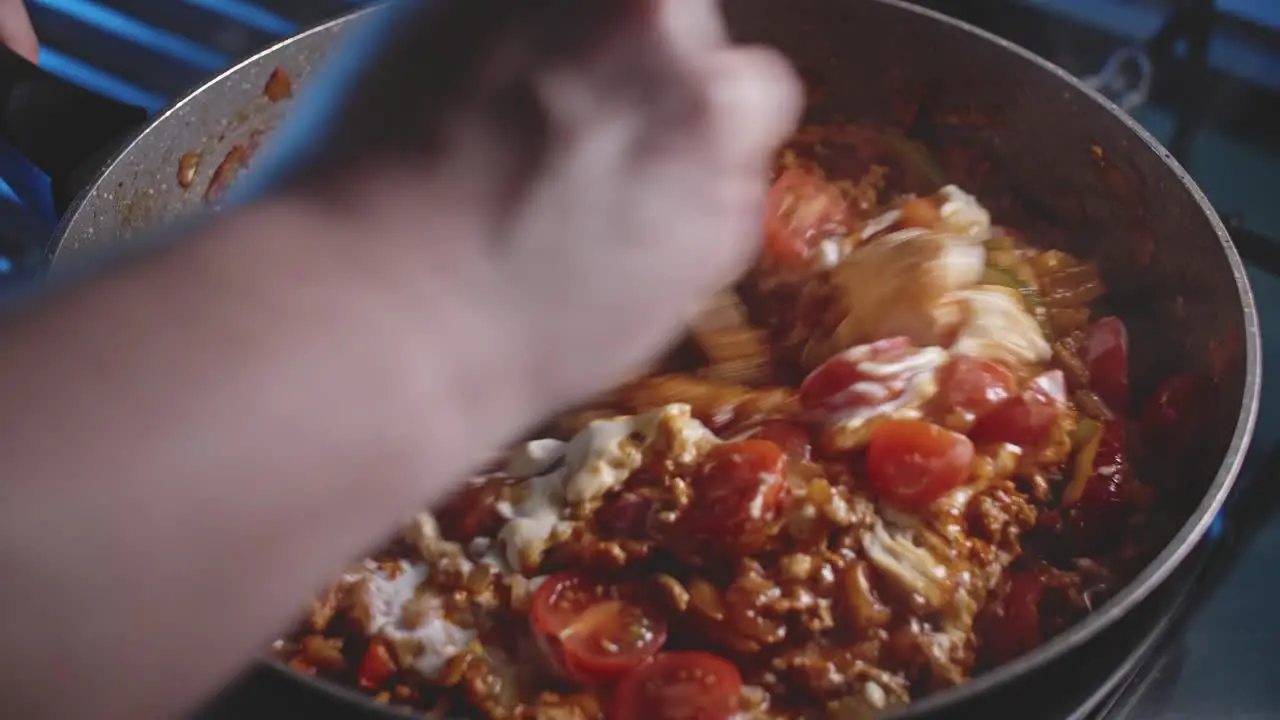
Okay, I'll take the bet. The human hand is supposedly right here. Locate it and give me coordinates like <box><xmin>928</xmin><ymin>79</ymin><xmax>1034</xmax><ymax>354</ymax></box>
<box><xmin>0</xmin><ymin>0</ymin><xmax>36</xmax><ymax>62</ymax></box>
<box><xmin>252</xmin><ymin>0</ymin><xmax>801</xmax><ymax>413</ymax></box>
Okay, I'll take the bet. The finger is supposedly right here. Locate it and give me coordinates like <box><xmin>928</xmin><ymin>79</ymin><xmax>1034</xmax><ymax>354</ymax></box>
<box><xmin>701</xmin><ymin>45</ymin><xmax>803</xmax><ymax>171</ymax></box>
<box><xmin>577</xmin><ymin>0</ymin><xmax>726</xmax><ymax>130</ymax></box>
<box><xmin>0</xmin><ymin>0</ymin><xmax>38</xmax><ymax>64</ymax></box>
<box><xmin>534</xmin><ymin>1</ymin><xmax>699</xmax><ymax>141</ymax></box>
<box><xmin>652</xmin><ymin>0</ymin><xmax>727</xmax><ymax>57</ymax></box>
<box><xmin>529</xmin><ymin>0</ymin><xmax>649</xmax><ymax>61</ymax></box>
<box><xmin>309</xmin><ymin>0</ymin><xmax>643</xmax><ymax>140</ymax></box>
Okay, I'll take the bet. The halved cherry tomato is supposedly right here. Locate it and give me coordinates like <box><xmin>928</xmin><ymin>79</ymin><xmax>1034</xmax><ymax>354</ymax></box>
<box><xmin>530</xmin><ymin>573</ymin><xmax>667</xmax><ymax>684</ymax></box>
<box><xmin>356</xmin><ymin>641</ymin><xmax>397</xmax><ymax>691</ymax></box>
<box><xmin>612</xmin><ymin>652</ymin><xmax>743</xmax><ymax>720</ymax></box>
<box><xmin>763</xmin><ymin>169</ymin><xmax>851</xmax><ymax>266</ymax></box>
<box><xmin>1085</xmin><ymin>316</ymin><xmax>1130</xmax><ymax>413</ymax></box>
<box><xmin>732</xmin><ymin>419</ymin><xmax>813</xmax><ymax>461</ymax></box>
<box><xmin>980</xmin><ymin>572</ymin><xmax>1045</xmax><ymax>666</ymax></box>
<box><xmin>970</xmin><ymin>370</ymin><xmax>1068</xmax><ymax>449</ymax></box>
<box><xmin>799</xmin><ymin>337</ymin><xmax>938</xmax><ymax>413</ymax></box>
<box><xmin>1143</xmin><ymin>372</ymin><xmax>1205</xmax><ymax>449</ymax></box>
<box><xmin>933</xmin><ymin>356</ymin><xmax>1017</xmax><ymax>422</ymax></box>
<box><xmin>680</xmin><ymin>440</ymin><xmax>788</xmax><ymax>554</ymax></box>
<box><xmin>866</xmin><ymin>419</ymin><xmax>975</xmax><ymax>509</ymax></box>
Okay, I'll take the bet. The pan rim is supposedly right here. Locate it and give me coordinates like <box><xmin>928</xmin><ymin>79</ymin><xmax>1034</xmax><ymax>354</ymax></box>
<box><xmin>44</xmin><ymin>6</ymin><xmax>383</xmax><ymax>270</ymax></box>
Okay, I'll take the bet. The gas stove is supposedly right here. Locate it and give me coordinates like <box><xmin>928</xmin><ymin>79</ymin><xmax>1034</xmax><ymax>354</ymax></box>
<box><xmin>1058</xmin><ymin>420</ymin><xmax>1280</xmax><ymax>720</ymax></box>
<box><xmin>6</xmin><ymin>1</ymin><xmax>1280</xmax><ymax>718</ymax></box>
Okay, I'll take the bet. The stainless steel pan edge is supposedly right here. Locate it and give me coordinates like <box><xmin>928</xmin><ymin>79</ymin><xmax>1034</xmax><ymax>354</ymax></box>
<box><xmin>45</xmin><ymin>8</ymin><xmax>379</xmax><ymax>272</ymax></box>
<box><xmin>40</xmin><ymin>0</ymin><xmax>1259</xmax><ymax>717</ymax></box>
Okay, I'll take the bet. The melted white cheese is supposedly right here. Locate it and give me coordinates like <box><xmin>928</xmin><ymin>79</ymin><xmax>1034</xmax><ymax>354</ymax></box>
<box><xmin>351</xmin><ymin>560</ymin><xmax>476</xmax><ymax>678</ymax></box>
<box><xmin>504</xmin><ymin>439</ymin><xmax>566</xmax><ymax>479</ymax></box>
<box><xmin>936</xmin><ymin>185</ymin><xmax>992</xmax><ymax>238</ymax></box>
<box><xmin>859</xmin><ymin>208</ymin><xmax>903</xmax><ymax>241</ymax></box>
<box><xmin>842</xmin><ymin>228</ymin><xmax>986</xmax><ymax>343</ymax></box>
<box><xmin>561</xmin><ymin>414</ymin><xmax>653</xmax><ymax>504</ymax></box>
<box><xmin>946</xmin><ymin>285</ymin><xmax>1052</xmax><ymax>364</ymax></box>
<box><xmin>816</xmin><ymin>237</ymin><xmax>845</xmax><ymax>269</ymax></box>
<box><xmin>661</xmin><ymin>405</ymin><xmax>722</xmax><ymax>463</ymax></box>
<box><xmin>938</xmin><ymin>242</ymin><xmax>988</xmax><ymax>296</ymax></box>
<box><xmin>851</xmin><ymin>346</ymin><xmax>950</xmax><ymax>396</ymax></box>
<box><xmin>861</xmin><ymin>521</ymin><xmax>954</xmax><ymax>609</ymax></box>
<box><xmin>864</xmin><ymin>681</ymin><xmax>888</xmax><ymax>710</ymax></box>
<box><xmin>496</xmin><ymin>404</ymin><xmax>717</xmax><ymax>574</ymax></box>
<box><xmin>498</xmin><ymin>470</ymin><xmax>570</xmax><ymax>573</ymax></box>
<box><xmin>931</xmin><ymin>484</ymin><xmax>982</xmax><ymax>518</ymax></box>
<box><xmin>813</xmin><ymin>187</ymin><xmax>994</xmax><ymax>360</ymax></box>
<box><xmin>822</xmin><ymin>346</ymin><xmax>950</xmax><ymax>450</ymax></box>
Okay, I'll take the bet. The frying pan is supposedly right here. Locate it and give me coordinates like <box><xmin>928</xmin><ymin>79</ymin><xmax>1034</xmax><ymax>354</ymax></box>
<box><xmin>0</xmin><ymin>0</ymin><xmax>1259</xmax><ymax>717</ymax></box>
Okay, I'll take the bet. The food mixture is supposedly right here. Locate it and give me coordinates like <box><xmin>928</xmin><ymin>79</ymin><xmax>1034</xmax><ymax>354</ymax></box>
<box><xmin>274</xmin><ymin>124</ymin><xmax>1202</xmax><ymax>719</ymax></box>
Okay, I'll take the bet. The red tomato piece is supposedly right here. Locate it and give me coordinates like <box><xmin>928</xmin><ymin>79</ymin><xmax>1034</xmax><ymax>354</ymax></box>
<box><xmin>612</xmin><ymin>652</ymin><xmax>743</xmax><ymax>720</ymax></box>
<box><xmin>356</xmin><ymin>642</ymin><xmax>397</xmax><ymax>691</ymax></box>
<box><xmin>799</xmin><ymin>336</ymin><xmax>941</xmax><ymax>413</ymax></box>
<box><xmin>531</xmin><ymin>573</ymin><xmax>667</xmax><ymax>684</ymax></box>
<box><xmin>1080</xmin><ymin>422</ymin><xmax>1128</xmax><ymax>503</ymax></box>
<box><xmin>763</xmin><ymin>169</ymin><xmax>851</xmax><ymax>267</ymax></box>
<box><xmin>980</xmin><ymin>572</ymin><xmax>1045</xmax><ymax>666</ymax></box>
<box><xmin>1085</xmin><ymin>316</ymin><xmax>1131</xmax><ymax>413</ymax></box>
<box><xmin>1066</xmin><ymin>422</ymin><xmax>1131</xmax><ymax>554</ymax></box>
<box><xmin>970</xmin><ymin>370</ymin><xmax>1068</xmax><ymax>449</ymax></box>
<box><xmin>866</xmin><ymin>419</ymin><xmax>975</xmax><ymax>509</ymax></box>
<box><xmin>1142</xmin><ymin>372</ymin><xmax>1205</xmax><ymax>449</ymax></box>
<box><xmin>731</xmin><ymin>419</ymin><xmax>813</xmax><ymax>461</ymax></box>
<box><xmin>680</xmin><ymin>440</ymin><xmax>788</xmax><ymax>554</ymax></box>
<box><xmin>934</xmin><ymin>356</ymin><xmax>1017</xmax><ymax>422</ymax></box>
<box><xmin>594</xmin><ymin>495</ymin><xmax>655</xmax><ymax>540</ymax></box>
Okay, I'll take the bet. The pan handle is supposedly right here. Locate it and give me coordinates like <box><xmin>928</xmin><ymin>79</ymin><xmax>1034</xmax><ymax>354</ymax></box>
<box><xmin>0</xmin><ymin>45</ymin><xmax>148</xmax><ymax>211</ymax></box>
